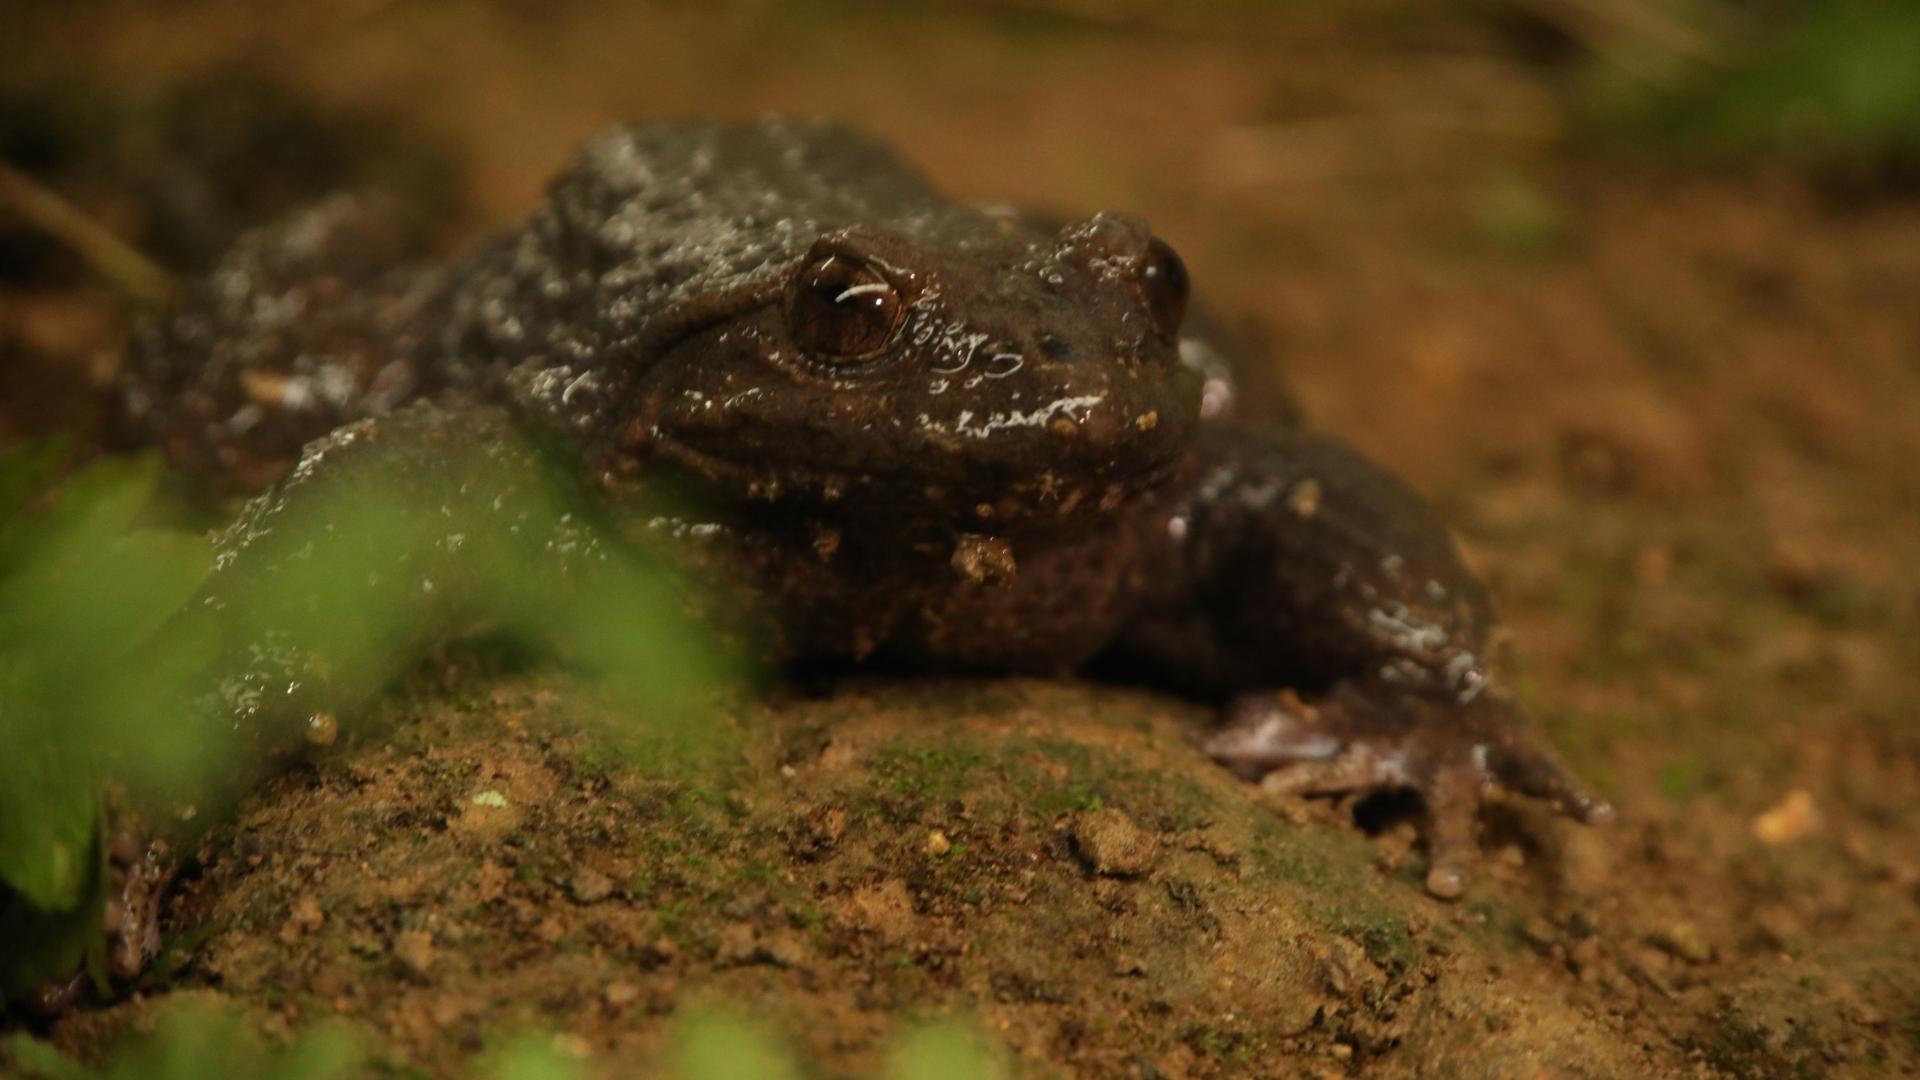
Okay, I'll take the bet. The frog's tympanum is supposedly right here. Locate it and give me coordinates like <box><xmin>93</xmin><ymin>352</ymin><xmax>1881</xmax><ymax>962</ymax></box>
<box><xmin>109</xmin><ymin>117</ymin><xmax>1609</xmax><ymax>994</ymax></box>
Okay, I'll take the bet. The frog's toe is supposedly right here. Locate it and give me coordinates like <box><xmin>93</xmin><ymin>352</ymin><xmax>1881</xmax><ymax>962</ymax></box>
<box><xmin>1419</xmin><ymin>757</ymin><xmax>1488</xmax><ymax>900</ymax></box>
<box><xmin>1207</xmin><ymin>689</ymin><xmax>1425</xmax><ymax>799</ymax></box>
<box><xmin>1209</xmin><ymin>690</ymin><xmax>1467</xmax><ymax>896</ymax></box>
<box><xmin>1207</xmin><ymin>687</ymin><xmax>1611</xmax><ymax>899</ymax></box>
<box><xmin>1253</xmin><ymin>744</ymin><xmax>1396</xmax><ymax>798</ymax></box>
<box><xmin>1204</xmin><ymin>689</ymin><xmax>1351</xmax><ymax>781</ymax></box>
<box><xmin>1489</xmin><ymin>733</ymin><xmax>1615</xmax><ymax>826</ymax></box>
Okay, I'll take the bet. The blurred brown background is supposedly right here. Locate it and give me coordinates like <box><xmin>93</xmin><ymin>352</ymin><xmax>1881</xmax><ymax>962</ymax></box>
<box><xmin>4</xmin><ymin>2</ymin><xmax>1918</xmax><ymax>1074</ymax></box>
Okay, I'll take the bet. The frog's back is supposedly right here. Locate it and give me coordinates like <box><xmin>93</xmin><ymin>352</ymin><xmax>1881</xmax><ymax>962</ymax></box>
<box><xmin>116</xmin><ymin>117</ymin><xmax>965</xmax><ymax>493</ymax></box>
<box><xmin>439</xmin><ymin>117</ymin><xmax>979</xmax><ymax>375</ymax></box>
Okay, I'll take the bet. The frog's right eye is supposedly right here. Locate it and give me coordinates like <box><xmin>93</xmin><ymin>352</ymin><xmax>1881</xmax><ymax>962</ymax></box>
<box><xmin>1138</xmin><ymin>236</ymin><xmax>1189</xmax><ymax>341</ymax></box>
<box><xmin>786</xmin><ymin>253</ymin><xmax>906</xmax><ymax>362</ymax></box>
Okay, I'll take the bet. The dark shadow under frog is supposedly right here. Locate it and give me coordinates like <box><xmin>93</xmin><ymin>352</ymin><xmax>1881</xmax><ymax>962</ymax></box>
<box><xmin>86</xmin><ymin>117</ymin><xmax>1611</xmax><ymax>1006</ymax></box>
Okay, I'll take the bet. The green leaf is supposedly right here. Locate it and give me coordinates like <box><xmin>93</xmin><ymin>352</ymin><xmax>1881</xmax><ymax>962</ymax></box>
<box><xmin>672</xmin><ymin>1010</ymin><xmax>798</xmax><ymax>1080</ymax></box>
<box><xmin>0</xmin><ymin>1031</ymin><xmax>94</xmax><ymax>1080</ymax></box>
<box><xmin>475</xmin><ymin>1034</ymin><xmax>589</xmax><ymax>1080</ymax></box>
<box><xmin>0</xmin><ymin>529</ymin><xmax>212</xmax><ymax>668</ymax></box>
<box><xmin>0</xmin><ymin>816</ymin><xmax>104</xmax><ymax>1003</ymax></box>
<box><xmin>0</xmin><ymin>453</ymin><xmax>163</xmax><ymax>578</ymax></box>
<box><xmin>0</xmin><ymin>438</ymin><xmax>71</xmax><ymax>539</ymax></box>
<box><xmin>0</xmin><ymin>695</ymin><xmax>100</xmax><ymax>911</ymax></box>
<box><xmin>111</xmin><ymin>1002</ymin><xmax>361</xmax><ymax>1080</ymax></box>
<box><xmin>887</xmin><ymin>1019</ymin><xmax>1006</xmax><ymax>1080</ymax></box>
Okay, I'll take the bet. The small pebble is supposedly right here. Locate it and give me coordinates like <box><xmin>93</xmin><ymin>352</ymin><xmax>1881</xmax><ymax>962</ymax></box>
<box><xmin>570</xmin><ymin>868</ymin><xmax>614</xmax><ymax>904</ymax></box>
<box><xmin>1651</xmin><ymin>923</ymin><xmax>1713</xmax><ymax>965</ymax></box>
<box><xmin>1753</xmin><ymin>789</ymin><xmax>1819</xmax><ymax>844</ymax></box>
<box><xmin>1567</xmin><ymin>936</ymin><xmax>1603</xmax><ymax>977</ymax></box>
<box><xmin>1069</xmin><ymin>808</ymin><xmax>1160</xmax><ymax>878</ymax></box>
<box><xmin>279</xmin><ymin>896</ymin><xmax>326</xmax><ymax>944</ymax></box>
<box><xmin>304</xmin><ymin>712</ymin><xmax>339</xmax><ymax>747</ymax></box>
<box><xmin>925</xmin><ymin>830</ymin><xmax>952</xmax><ymax>856</ymax></box>
<box><xmin>393</xmin><ymin>931</ymin><xmax>435</xmax><ymax>978</ymax></box>
<box><xmin>1521</xmin><ymin>917</ymin><xmax>1559</xmax><ymax>953</ymax></box>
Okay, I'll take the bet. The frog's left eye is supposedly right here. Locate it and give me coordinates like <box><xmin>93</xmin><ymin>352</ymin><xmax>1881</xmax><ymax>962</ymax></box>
<box><xmin>1138</xmin><ymin>237</ymin><xmax>1189</xmax><ymax>340</ymax></box>
<box><xmin>786</xmin><ymin>253</ymin><xmax>906</xmax><ymax>362</ymax></box>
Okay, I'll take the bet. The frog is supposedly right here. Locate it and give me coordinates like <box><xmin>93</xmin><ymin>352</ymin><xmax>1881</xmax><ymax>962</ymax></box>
<box><xmin>86</xmin><ymin>116</ymin><xmax>1611</xmax><ymax>1003</ymax></box>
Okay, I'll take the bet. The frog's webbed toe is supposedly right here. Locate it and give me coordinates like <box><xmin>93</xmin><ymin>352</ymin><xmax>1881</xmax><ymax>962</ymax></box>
<box><xmin>1204</xmin><ymin>684</ymin><xmax>1611</xmax><ymax>899</ymax></box>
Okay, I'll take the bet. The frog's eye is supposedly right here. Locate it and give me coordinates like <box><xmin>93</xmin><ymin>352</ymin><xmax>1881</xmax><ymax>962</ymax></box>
<box><xmin>786</xmin><ymin>253</ymin><xmax>906</xmax><ymax>361</ymax></box>
<box><xmin>1138</xmin><ymin>237</ymin><xmax>1189</xmax><ymax>340</ymax></box>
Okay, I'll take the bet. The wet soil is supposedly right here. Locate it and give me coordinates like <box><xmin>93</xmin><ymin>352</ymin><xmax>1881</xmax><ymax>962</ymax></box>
<box><xmin>6</xmin><ymin>2</ymin><xmax>1919</xmax><ymax>1075</ymax></box>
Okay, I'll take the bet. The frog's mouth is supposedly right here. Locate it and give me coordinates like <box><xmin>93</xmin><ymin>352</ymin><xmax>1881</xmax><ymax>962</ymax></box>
<box><xmin>635</xmin><ymin>428</ymin><xmax>1186</xmax><ymax>532</ymax></box>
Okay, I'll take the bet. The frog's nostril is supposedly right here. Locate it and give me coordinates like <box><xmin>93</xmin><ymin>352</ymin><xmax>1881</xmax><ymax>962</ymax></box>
<box><xmin>1036</xmin><ymin>334</ymin><xmax>1073</xmax><ymax>362</ymax></box>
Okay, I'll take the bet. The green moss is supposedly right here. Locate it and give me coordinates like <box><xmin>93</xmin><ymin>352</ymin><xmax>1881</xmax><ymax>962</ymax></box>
<box><xmin>1467</xmin><ymin>171</ymin><xmax>1577</xmax><ymax>258</ymax></box>
<box><xmin>871</xmin><ymin>739</ymin><xmax>995</xmax><ymax>804</ymax></box>
<box><xmin>1585</xmin><ymin>2</ymin><xmax>1920</xmax><ymax>183</ymax></box>
<box><xmin>1244</xmin><ymin>815</ymin><xmax>1423</xmax><ymax>970</ymax></box>
<box><xmin>1699</xmin><ymin>1013</ymin><xmax>1822</xmax><ymax>1080</ymax></box>
<box><xmin>1247</xmin><ymin>816</ymin><xmax>1371</xmax><ymax>891</ymax></box>
<box><xmin>1000</xmin><ymin>736</ymin><xmax>1218</xmax><ymax>832</ymax></box>
<box><xmin>1656</xmin><ymin>754</ymin><xmax>1708</xmax><ymax>805</ymax></box>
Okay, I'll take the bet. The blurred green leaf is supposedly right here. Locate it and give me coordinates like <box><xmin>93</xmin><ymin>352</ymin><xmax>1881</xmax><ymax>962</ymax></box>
<box><xmin>887</xmin><ymin>1019</ymin><xmax>1006</xmax><ymax>1080</ymax></box>
<box><xmin>0</xmin><ymin>828</ymin><xmax>104</xmax><ymax>1003</ymax></box>
<box><xmin>672</xmin><ymin>1009</ymin><xmax>799</xmax><ymax>1080</ymax></box>
<box><xmin>0</xmin><ymin>997</ymin><xmax>362</xmax><ymax>1079</ymax></box>
<box><xmin>0</xmin><ymin>1032</ymin><xmax>92</xmax><ymax>1080</ymax></box>
<box><xmin>1587</xmin><ymin>1</ymin><xmax>1920</xmax><ymax>182</ymax></box>
<box><xmin>1468</xmin><ymin>171</ymin><xmax>1575</xmax><ymax>257</ymax></box>
<box><xmin>0</xmin><ymin>413</ymin><xmax>744</xmax><ymax>1005</ymax></box>
<box><xmin>472</xmin><ymin>1033</ymin><xmax>589</xmax><ymax>1080</ymax></box>
<box><xmin>0</xmin><ymin>437</ymin><xmax>70</xmax><ymax>533</ymax></box>
<box><xmin>0</xmin><ymin>445</ymin><xmax>213</xmax><ymax>933</ymax></box>
<box><xmin>0</xmin><ymin>453</ymin><xmax>165</xmax><ymax>580</ymax></box>
<box><xmin>0</xmin><ymin>747</ymin><xmax>98</xmax><ymax>912</ymax></box>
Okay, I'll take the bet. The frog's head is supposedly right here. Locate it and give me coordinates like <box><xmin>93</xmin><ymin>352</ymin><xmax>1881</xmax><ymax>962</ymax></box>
<box><xmin>600</xmin><ymin>211</ymin><xmax>1204</xmax><ymax>533</ymax></box>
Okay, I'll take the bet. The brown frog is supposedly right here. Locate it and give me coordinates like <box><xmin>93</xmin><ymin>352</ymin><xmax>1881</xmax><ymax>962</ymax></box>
<box><xmin>119</xmin><ymin>117</ymin><xmax>1608</xmax><ymax>918</ymax></box>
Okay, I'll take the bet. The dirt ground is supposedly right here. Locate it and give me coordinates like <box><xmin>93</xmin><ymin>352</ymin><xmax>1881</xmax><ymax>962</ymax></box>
<box><xmin>4</xmin><ymin>2</ymin><xmax>1919</xmax><ymax>1076</ymax></box>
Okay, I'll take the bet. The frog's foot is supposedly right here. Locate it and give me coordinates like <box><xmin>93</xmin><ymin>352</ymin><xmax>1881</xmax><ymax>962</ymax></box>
<box><xmin>1204</xmin><ymin>685</ymin><xmax>1612</xmax><ymax>899</ymax></box>
<box><xmin>28</xmin><ymin>827</ymin><xmax>173</xmax><ymax>1014</ymax></box>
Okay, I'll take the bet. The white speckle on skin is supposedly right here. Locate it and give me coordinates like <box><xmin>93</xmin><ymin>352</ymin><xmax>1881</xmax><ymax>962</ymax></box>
<box><xmin>560</xmin><ymin>369</ymin><xmax>600</xmax><ymax>405</ymax></box>
<box><xmin>835</xmin><ymin>282</ymin><xmax>892</xmax><ymax>302</ymax></box>
<box><xmin>951</xmin><ymin>394</ymin><xmax>1105</xmax><ymax>439</ymax></box>
<box><xmin>227</xmin><ymin>404</ymin><xmax>264</xmax><ymax>434</ymax></box>
<box><xmin>1367</xmin><ymin>602</ymin><xmax>1449</xmax><ymax>656</ymax></box>
<box><xmin>1237</xmin><ymin>476</ymin><xmax>1284</xmax><ymax>509</ymax></box>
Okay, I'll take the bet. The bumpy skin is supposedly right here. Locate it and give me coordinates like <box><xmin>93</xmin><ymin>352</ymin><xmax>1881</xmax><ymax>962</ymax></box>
<box><xmin>121</xmin><ymin>118</ymin><xmax>1609</xmax><ymax>909</ymax></box>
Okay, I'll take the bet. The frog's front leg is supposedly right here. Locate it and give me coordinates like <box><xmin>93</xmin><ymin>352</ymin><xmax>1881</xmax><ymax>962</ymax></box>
<box><xmin>1125</xmin><ymin>427</ymin><xmax>1612</xmax><ymax>898</ymax></box>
